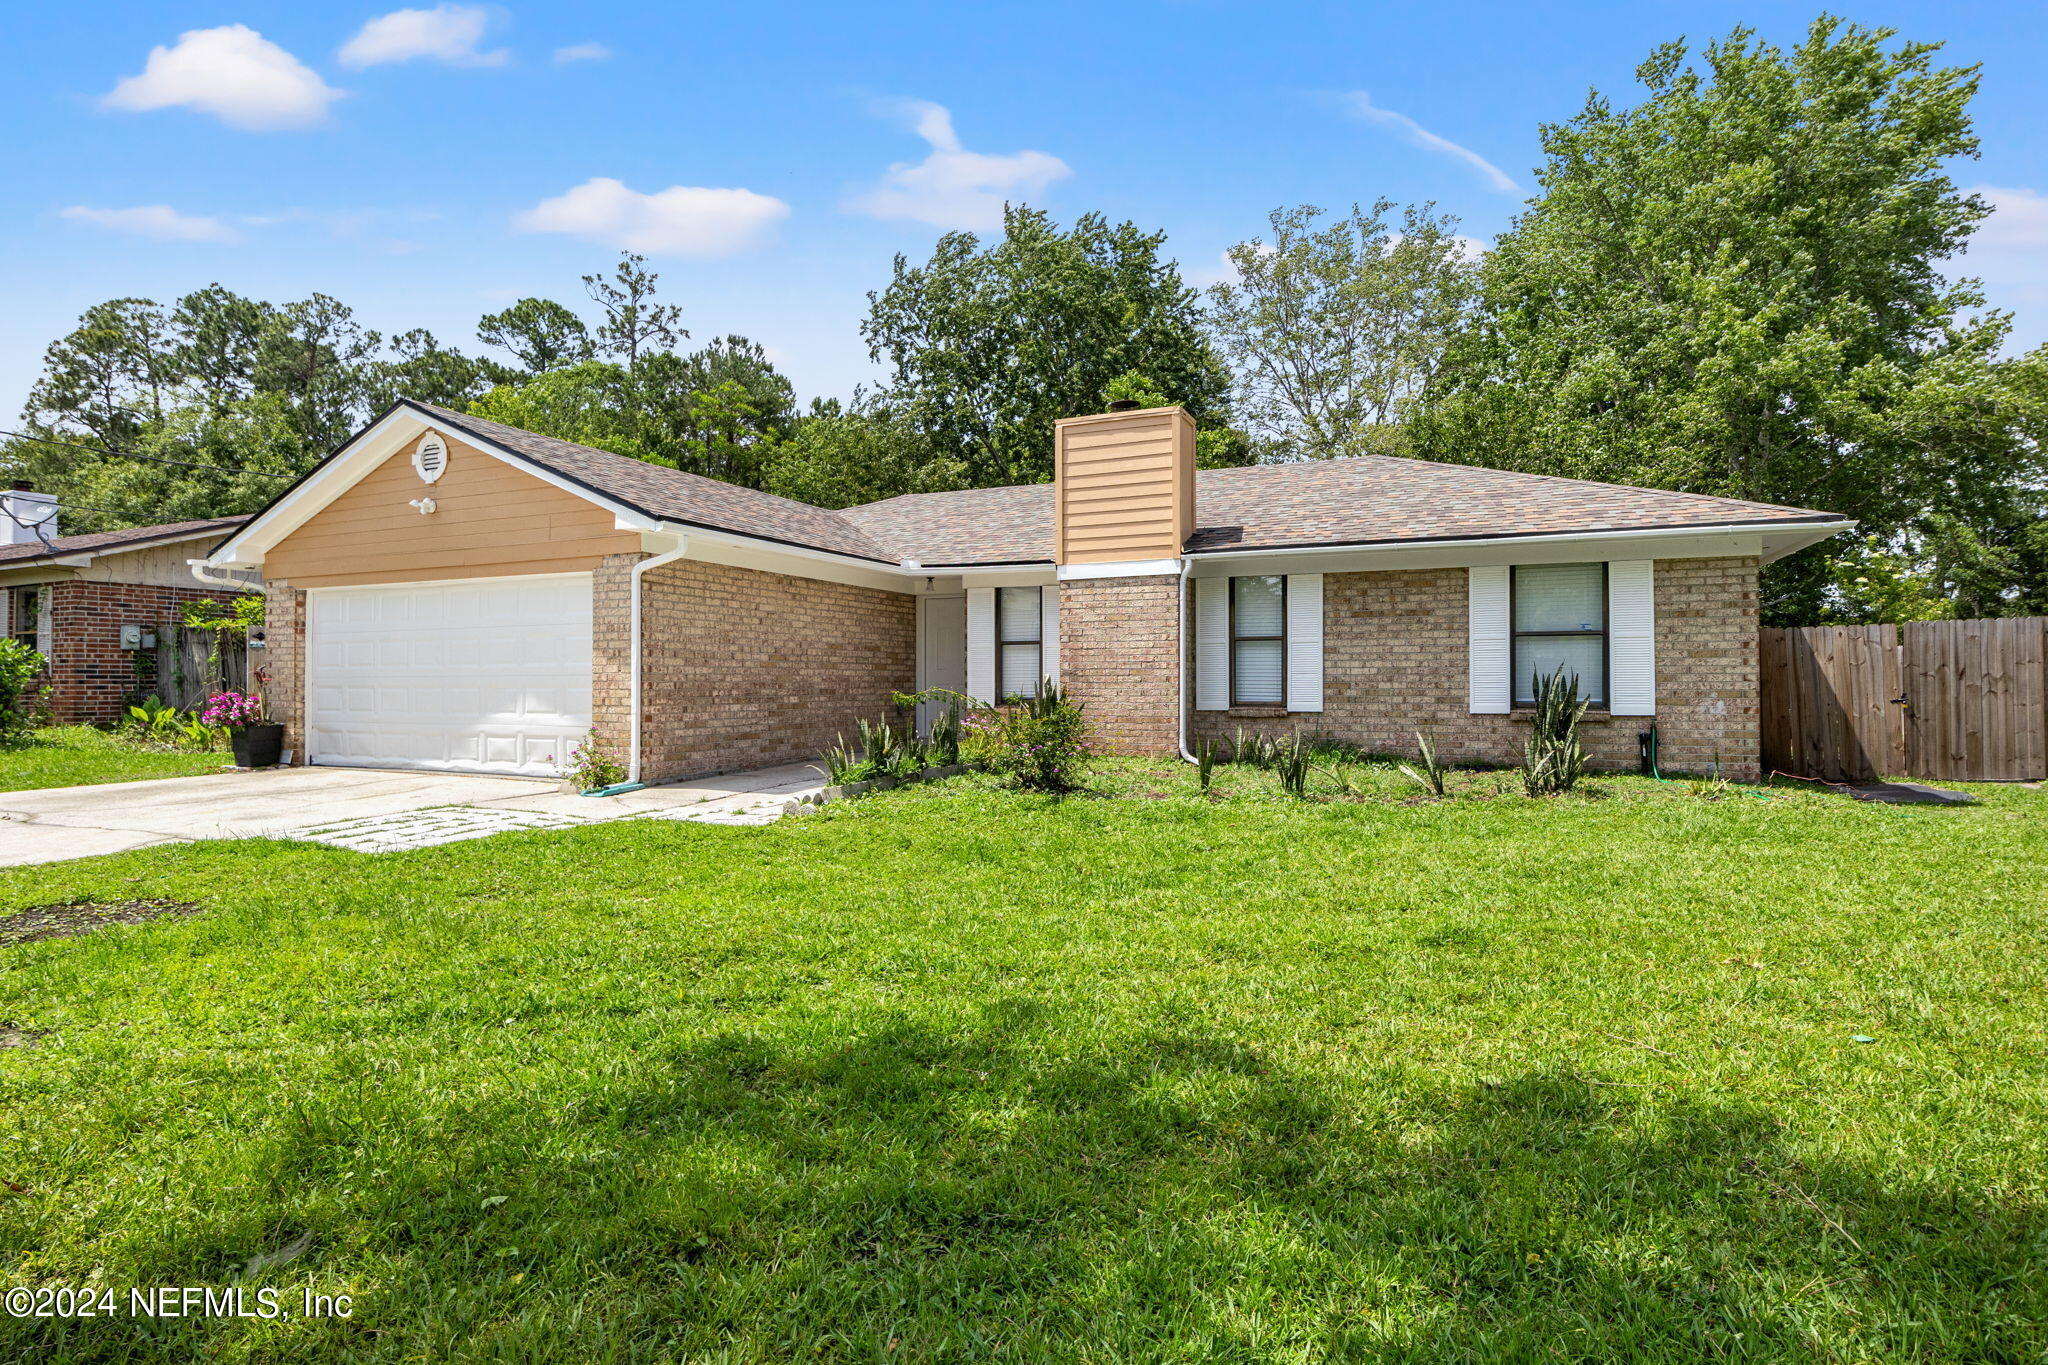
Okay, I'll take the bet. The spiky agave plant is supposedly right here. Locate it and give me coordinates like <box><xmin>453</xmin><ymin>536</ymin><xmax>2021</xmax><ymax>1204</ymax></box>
<box><xmin>1194</xmin><ymin>735</ymin><xmax>1219</xmax><ymax>792</ymax></box>
<box><xmin>1274</xmin><ymin>733</ymin><xmax>1313</xmax><ymax>798</ymax></box>
<box><xmin>1521</xmin><ymin>665</ymin><xmax>1589</xmax><ymax>796</ymax></box>
<box><xmin>1398</xmin><ymin>729</ymin><xmax>1449</xmax><ymax>798</ymax></box>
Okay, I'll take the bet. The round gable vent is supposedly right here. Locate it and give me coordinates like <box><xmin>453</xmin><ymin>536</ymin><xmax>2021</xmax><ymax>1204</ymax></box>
<box><xmin>413</xmin><ymin>434</ymin><xmax>449</xmax><ymax>485</ymax></box>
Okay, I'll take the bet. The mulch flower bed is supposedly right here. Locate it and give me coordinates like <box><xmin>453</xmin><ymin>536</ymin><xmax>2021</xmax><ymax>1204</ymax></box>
<box><xmin>0</xmin><ymin>899</ymin><xmax>204</xmax><ymax>947</ymax></box>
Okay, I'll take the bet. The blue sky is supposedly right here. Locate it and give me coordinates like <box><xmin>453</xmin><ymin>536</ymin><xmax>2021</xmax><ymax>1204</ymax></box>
<box><xmin>7</xmin><ymin>2</ymin><xmax>2046</xmax><ymax>422</ymax></box>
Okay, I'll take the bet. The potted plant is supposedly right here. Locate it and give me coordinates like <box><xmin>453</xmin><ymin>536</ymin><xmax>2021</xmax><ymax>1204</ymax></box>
<box><xmin>202</xmin><ymin>690</ymin><xmax>283</xmax><ymax>768</ymax></box>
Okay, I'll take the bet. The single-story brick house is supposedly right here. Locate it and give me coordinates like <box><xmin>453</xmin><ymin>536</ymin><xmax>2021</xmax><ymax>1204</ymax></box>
<box><xmin>0</xmin><ymin>489</ymin><xmax>252</xmax><ymax>724</ymax></box>
<box><xmin>197</xmin><ymin>399</ymin><xmax>1850</xmax><ymax>782</ymax></box>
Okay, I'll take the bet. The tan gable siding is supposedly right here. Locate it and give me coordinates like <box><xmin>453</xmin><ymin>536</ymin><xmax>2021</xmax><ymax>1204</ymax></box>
<box><xmin>1053</xmin><ymin>407</ymin><xmax>1194</xmax><ymax>564</ymax></box>
<box><xmin>265</xmin><ymin>433</ymin><xmax>641</xmax><ymax>588</ymax></box>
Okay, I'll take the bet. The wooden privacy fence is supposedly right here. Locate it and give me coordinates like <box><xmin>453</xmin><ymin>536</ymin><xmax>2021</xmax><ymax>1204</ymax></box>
<box><xmin>146</xmin><ymin>623</ymin><xmax>249</xmax><ymax>711</ymax></box>
<box><xmin>1761</xmin><ymin>617</ymin><xmax>2048</xmax><ymax>782</ymax></box>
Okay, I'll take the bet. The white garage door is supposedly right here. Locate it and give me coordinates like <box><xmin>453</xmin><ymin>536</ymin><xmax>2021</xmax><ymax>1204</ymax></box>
<box><xmin>306</xmin><ymin>574</ymin><xmax>593</xmax><ymax>776</ymax></box>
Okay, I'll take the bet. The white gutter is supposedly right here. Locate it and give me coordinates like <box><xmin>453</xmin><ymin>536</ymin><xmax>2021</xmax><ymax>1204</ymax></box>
<box><xmin>1184</xmin><ymin>519</ymin><xmax>1857</xmax><ymax>565</ymax></box>
<box><xmin>1177</xmin><ymin>557</ymin><xmax>1196</xmax><ymax>764</ymax></box>
<box><xmin>627</xmin><ymin>534</ymin><xmax>692</xmax><ymax>784</ymax></box>
<box><xmin>188</xmin><ymin>558</ymin><xmax>263</xmax><ymax>590</ymax></box>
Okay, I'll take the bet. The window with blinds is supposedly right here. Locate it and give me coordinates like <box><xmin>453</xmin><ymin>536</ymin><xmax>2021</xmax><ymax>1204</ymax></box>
<box><xmin>1231</xmin><ymin>575</ymin><xmax>1286</xmax><ymax>706</ymax></box>
<box><xmin>1512</xmin><ymin>563</ymin><xmax>1606</xmax><ymax>706</ymax></box>
<box><xmin>997</xmin><ymin>586</ymin><xmax>1043</xmax><ymax>700</ymax></box>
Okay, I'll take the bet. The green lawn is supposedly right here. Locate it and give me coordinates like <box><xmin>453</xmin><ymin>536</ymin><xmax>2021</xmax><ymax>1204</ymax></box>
<box><xmin>0</xmin><ymin>726</ymin><xmax>230</xmax><ymax>793</ymax></box>
<box><xmin>1</xmin><ymin>760</ymin><xmax>2044</xmax><ymax>1362</ymax></box>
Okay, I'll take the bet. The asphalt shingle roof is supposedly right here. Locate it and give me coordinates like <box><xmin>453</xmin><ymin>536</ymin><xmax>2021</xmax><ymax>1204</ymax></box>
<box><xmin>402</xmin><ymin>401</ymin><xmax>1841</xmax><ymax>567</ymax></box>
<box><xmin>0</xmin><ymin>516</ymin><xmax>248</xmax><ymax>566</ymax></box>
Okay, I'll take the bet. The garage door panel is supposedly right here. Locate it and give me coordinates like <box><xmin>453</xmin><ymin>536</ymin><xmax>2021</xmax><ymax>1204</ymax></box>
<box><xmin>308</xmin><ymin>575</ymin><xmax>593</xmax><ymax>777</ymax></box>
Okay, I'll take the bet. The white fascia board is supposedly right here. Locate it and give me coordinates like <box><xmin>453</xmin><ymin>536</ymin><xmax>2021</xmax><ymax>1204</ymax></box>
<box><xmin>668</xmin><ymin>523</ymin><xmax>914</xmax><ymax>594</ymax></box>
<box><xmin>951</xmin><ymin>565</ymin><xmax>1058</xmax><ymax>589</ymax></box>
<box><xmin>1759</xmin><ymin>520</ymin><xmax>1858</xmax><ymax>564</ymax></box>
<box><xmin>1056</xmin><ymin>558</ymin><xmax>1184</xmax><ymax>580</ymax></box>
<box><xmin>1185</xmin><ymin>521</ymin><xmax>1855</xmax><ymax>578</ymax></box>
<box><xmin>204</xmin><ymin>406</ymin><xmax>661</xmax><ymax>566</ymax></box>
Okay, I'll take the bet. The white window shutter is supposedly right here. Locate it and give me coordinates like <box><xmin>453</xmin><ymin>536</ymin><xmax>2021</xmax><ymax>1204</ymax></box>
<box><xmin>1041</xmin><ymin>585</ymin><xmax>1061</xmax><ymax>687</ymax></box>
<box><xmin>1468</xmin><ymin>565</ymin><xmax>1511</xmax><ymax>714</ymax></box>
<box><xmin>966</xmin><ymin>586</ymin><xmax>996</xmax><ymax>703</ymax></box>
<box><xmin>1285</xmin><ymin>574</ymin><xmax>1323</xmax><ymax>712</ymax></box>
<box><xmin>1195</xmin><ymin>577</ymin><xmax>1229</xmax><ymax>711</ymax></box>
<box><xmin>1607</xmin><ymin>560</ymin><xmax>1657</xmax><ymax>715</ymax></box>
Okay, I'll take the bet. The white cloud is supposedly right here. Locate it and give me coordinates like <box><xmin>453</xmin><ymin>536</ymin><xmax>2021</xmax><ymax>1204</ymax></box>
<box><xmin>1338</xmin><ymin>92</ymin><xmax>1521</xmax><ymax>195</ymax></box>
<box><xmin>513</xmin><ymin>177</ymin><xmax>790</xmax><ymax>256</ymax></box>
<box><xmin>1966</xmin><ymin>186</ymin><xmax>2048</xmax><ymax>264</ymax></box>
<box><xmin>845</xmin><ymin>99</ymin><xmax>1071</xmax><ymax>231</ymax></box>
<box><xmin>101</xmin><ymin>25</ymin><xmax>342</xmax><ymax>131</ymax></box>
<box><xmin>553</xmin><ymin>42</ymin><xmax>611</xmax><ymax>64</ymax></box>
<box><xmin>60</xmin><ymin>205</ymin><xmax>241</xmax><ymax>243</ymax></box>
<box><xmin>339</xmin><ymin>5</ymin><xmax>508</xmax><ymax>69</ymax></box>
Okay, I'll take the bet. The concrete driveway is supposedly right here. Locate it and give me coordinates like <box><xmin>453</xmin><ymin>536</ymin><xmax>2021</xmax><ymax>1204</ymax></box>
<box><xmin>0</xmin><ymin>763</ymin><xmax>826</xmax><ymax>866</ymax></box>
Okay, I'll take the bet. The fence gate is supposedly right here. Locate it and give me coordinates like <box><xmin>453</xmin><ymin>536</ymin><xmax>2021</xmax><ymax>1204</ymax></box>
<box><xmin>1902</xmin><ymin>618</ymin><xmax>2047</xmax><ymax>782</ymax></box>
<box><xmin>148</xmin><ymin>624</ymin><xmax>249</xmax><ymax>711</ymax></box>
<box><xmin>1759</xmin><ymin>625</ymin><xmax>1904</xmax><ymax>782</ymax></box>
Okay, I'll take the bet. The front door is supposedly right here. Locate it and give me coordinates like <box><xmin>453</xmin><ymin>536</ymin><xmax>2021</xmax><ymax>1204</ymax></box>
<box><xmin>918</xmin><ymin>595</ymin><xmax>967</xmax><ymax>735</ymax></box>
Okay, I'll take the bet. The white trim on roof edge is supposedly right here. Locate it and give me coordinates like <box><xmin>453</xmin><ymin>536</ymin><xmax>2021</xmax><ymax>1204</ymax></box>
<box><xmin>1185</xmin><ymin>520</ymin><xmax>1855</xmax><ymax>576</ymax></box>
<box><xmin>1056</xmin><ymin>558</ymin><xmax>1184</xmax><ymax>580</ymax></box>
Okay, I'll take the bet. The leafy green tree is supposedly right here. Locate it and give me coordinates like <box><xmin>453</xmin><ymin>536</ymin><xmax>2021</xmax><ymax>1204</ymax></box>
<box><xmin>1412</xmin><ymin>17</ymin><xmax>2048</xmax><ymax>623</ymax></box>
<box><xmin>477</xmin><ymin>298</ymin><xmax>592</xmax><ymax>375</ymax></box>
<box><xmin>252</xmin><ymin>294</ymin><xmax>381</xmax><ymax>454</ymax></box>
<box><xmin>862</xmin><ymin>206</ymin><xmax>1239</xmax><ymax>485</ymax></box>
<box><xmin>1207</xmin><ymin>201</ymin><xmax>1478</xmax><ymax>459</ymax></box>
<box><xmin>25</xmin><ymin>298</ymin><xmax>177</xmax><ymax>445</ymax></box>
<box><xmin>582</xmin><ymin>253</ymin><xmax>686</xmax><ymax>369</ymax></box>
<box><xmin>467</xmin><ymin>362</ymin><xmax>653</xmax><ymax>463</ymax></box>
<box><xmin>362</xmin><ymin>328</ymin><xmax>504</xmax><ymax>413</ymax></box>
<box><xmin>172</xmin><ymin>285</ymin><xmax>270</xmax><ymax>415</ymax></box>
<box><xmin>765</xmin><ymin>396</ymin><xmax>967</xmax><ymax>509</ymax></box>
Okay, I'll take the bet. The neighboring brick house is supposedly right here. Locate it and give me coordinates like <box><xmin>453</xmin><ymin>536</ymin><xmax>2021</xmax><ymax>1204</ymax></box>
<box><xmin>0</xmin><ymin>496</ymin><xmax>253</xmax><ymax>724</ymax></box>
<box><xmin>199</xmin><ymin>399</ymin><xmax>1850</xmax><ymax>784</ymax></box>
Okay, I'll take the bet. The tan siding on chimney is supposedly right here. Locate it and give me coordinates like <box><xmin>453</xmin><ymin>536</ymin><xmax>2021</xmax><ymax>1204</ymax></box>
<box><xmin>264</xmin><ymin>433</ymin><xmax>641</xmax><ymax>588</ymax></box>
<box><xmin>1053</xmin><ymin>407</ymin><xmax>1195</xmax><ymax>563</ymax></box>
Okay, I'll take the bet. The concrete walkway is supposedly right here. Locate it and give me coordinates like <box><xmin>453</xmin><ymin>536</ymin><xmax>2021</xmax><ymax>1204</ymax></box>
<box><xmin>0</xmin><ymin>762</ymin><xmax>826</xmax><ymax>866</ymax></box>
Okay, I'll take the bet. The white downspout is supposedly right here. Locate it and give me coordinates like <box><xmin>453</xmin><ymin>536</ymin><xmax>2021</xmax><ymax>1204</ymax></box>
<box><xmin>627</xmin><ymin>535</ymin><xmax>691</xmax><ymax>784</ymax></box>
<box><xmin>1178</xmin><ymin>556</ymin><xmax>1196</xmax><ymax>763</ymax></box>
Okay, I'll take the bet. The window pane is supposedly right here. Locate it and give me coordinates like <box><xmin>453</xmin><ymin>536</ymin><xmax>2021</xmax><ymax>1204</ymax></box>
<box><xmin>1234</xmin><ymin>638</ymin><xmax>1284</xmax><ymax>704</ymax></box>
<box><xmin>1515</xmin><ymin>634</ymin><xmax>1606</xmax><ymax>706</ymax></box>
<box><xmin>998</xmin><ymin>586</ymin><xmax>1041</xmax><ymax>643</ymax></box>
<box><xmin>1000</xmin><ymin>642</ymin><xmax>1041</xmax><ymax>699</ymax></box>
<box><xmin>1233</xmin><ymin>575</ymin><xmax>1284</xmax><ymax>637</ymax></box>
<box><xmin>1514</xmin><ymin>563</ymin><xmax>1604</xmax><ymax>633</ymax></box>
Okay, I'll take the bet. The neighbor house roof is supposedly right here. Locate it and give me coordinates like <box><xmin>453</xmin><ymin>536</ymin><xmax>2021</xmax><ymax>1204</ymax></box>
<box><xmin>239</xmin><ymin>400</ymin><xmax>1841</xmax><ymax>570</ymax></box>
<box><xmin>0</xmin><ymin>516</ymin><xmax>249</xmax><ymax>567</ymax></box>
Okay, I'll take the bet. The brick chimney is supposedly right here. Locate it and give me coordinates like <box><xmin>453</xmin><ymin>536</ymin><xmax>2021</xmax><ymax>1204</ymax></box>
<box><xmin>1052</xmin><ymin>404</ymin><xmax>1195</xmax><ymax>564</ymax></box>
<box><xmin>2</xmin><ymin>484</ymin><xmax>57</xmax><ymax>546</ymax></box>
<box><xmin>1051</xmin><ymin>405</ymin><xmax>1195</xmax><ymax>755</ymax></box>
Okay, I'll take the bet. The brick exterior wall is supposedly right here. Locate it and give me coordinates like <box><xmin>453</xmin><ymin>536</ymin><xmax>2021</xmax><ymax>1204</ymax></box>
<box><xmin>590</xmin><ymin>553</ymin><xmax>639</xmax><ymax>772</ymax></box>
<box><xmin>1059</xmin><ymin>574</ymin><xmax>1185</xmax><ymax>755</ymax></box>
<box><xmin>43</xmin><ymin>580</ymin><xmax>243</xmax><ymax>724</ymax></box>
<box><xmin>1188</xmin><ymin>556</ymin><xmax>1761</xmax><ymax>779</ymax></box>
<box><xmin>261</xmin><ymin>581</ymin><xmax>307</xmax><ymax>762</ymax></box>
<box><xmin>631</xmin><ymin>559</ymin><xmax>916</xmax><ymax>782</ymax></box>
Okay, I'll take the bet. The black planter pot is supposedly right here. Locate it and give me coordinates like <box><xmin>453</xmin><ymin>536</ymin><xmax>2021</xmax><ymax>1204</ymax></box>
<box><xmin>231</xmin><ymin>723</ymin><xmax>285</xmax><ymax>769</ymax></box>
